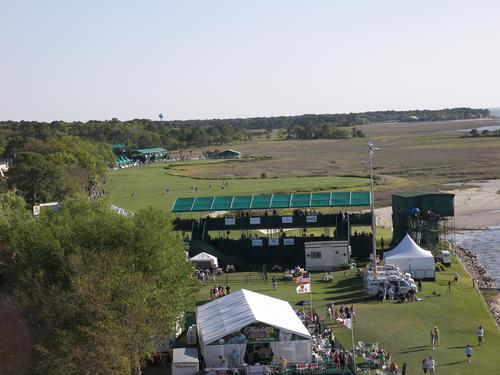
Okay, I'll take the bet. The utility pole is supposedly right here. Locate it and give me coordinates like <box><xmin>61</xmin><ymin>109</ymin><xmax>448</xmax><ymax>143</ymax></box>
<box><xmin>368</xmin><ymin>142</ymin><xmax>379</xmax><ymax>277</ymax></box>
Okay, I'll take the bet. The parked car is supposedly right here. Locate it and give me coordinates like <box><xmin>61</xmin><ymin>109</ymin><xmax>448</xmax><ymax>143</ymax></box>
<box><xmin>283</xmin><ymin>270</ymin><xmax>293</xmax><ymax>281</ymax></box>
<box><xmin>225</xmin><ymin>264</ymin><xmax>236</xmax><ymax>272</ymax></box>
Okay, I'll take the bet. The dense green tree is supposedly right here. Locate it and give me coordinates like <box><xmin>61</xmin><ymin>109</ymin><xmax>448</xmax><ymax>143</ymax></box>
<box><xmin>7</xmin><ymin>152</ymin><xmax>66</xmax><ymax>205</ymax></box>
<box><xmin>3</xmin><ymin>198</ymin><xmax>197</xmax><ymax>375</ymax></box>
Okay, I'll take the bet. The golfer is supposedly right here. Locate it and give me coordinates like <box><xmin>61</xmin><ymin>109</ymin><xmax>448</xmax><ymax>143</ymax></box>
<box><xmin>477</xmin><ymin>326</ymin><xmax>484</xmax><ymax>346</ymax></box>
<box><xmin>465</xmin><ymin>344</ymin><xmax>472</xmax><ymax>363</ymax></box>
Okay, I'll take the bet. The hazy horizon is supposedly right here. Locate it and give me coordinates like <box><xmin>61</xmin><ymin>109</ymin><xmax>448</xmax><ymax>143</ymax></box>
<box><xmin>2</xmin><ymin>1</ymin><xmax>500</xmax><ymax>122</ymax></box>
<box><xmin>1</xmin><ymin>106</ymin><xmax>498</xmax><ymax>123</ymax></box>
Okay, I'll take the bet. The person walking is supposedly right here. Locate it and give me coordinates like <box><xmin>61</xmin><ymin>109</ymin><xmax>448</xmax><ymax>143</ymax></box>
<box><xmin>430</xmin><ymin>329</ymin><xmax>435</xmax><ymax>350</ymax></box>
<box><xmin>477</xmin><ymin>326</ymin><xmax>484</xmax><ymax>346</ymax></box>
<box><xmin>426</xmin><ymin>356</ymin><xmax>436</xmax><ymax>375</ymax></box>
<box><xmin>327</xmin><ymin>306</ymin><xmax>333</xmax><ymax>321</ymax></box>
<box><xmin>433</xmin><ymin>326</ymin><xmax>440</xmax><ymax>349</ymax></box>
<box><xmin>422</xmin><ymin>358</ymin><xmax>428</xmax><ymax>374</ymax></box>
<box><xmin>465</xmin><ymin>344</ymin><xmax>472</xmax><ymax>363</ymax></box>
<box><xmin>454</xmin><ymin>271</ymin><xmax>460</xmax><ymax>285</ymax></box>
<box><xmin>272</xmin><ymin>275</ymin><xmax>277</xmax><ymax>291</ymax></box>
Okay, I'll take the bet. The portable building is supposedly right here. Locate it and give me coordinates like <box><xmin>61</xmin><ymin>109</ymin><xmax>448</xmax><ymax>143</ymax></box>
<box><xmin>305</xmin><ymin>241</ymin><xmax>350</xmax><ymax>271</ymax></box>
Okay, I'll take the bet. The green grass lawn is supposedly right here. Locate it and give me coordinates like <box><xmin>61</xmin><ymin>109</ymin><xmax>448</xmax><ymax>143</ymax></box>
<box><xmin>194</xmin><ymin>259</ymin><xmax>500</xmax><ymax>375</ymax></box>
<box><xmin>106</xmin><ymin>164</ymin><xmax>369</xmax><ymax>213</ymax></box>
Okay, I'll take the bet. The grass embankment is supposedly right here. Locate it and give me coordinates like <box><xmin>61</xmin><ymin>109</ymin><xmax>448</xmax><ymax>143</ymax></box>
<box><xmin>107</xmin><ymin>163</ymin><xmax>369</xmax><ymax>213</ymax></box>
<box><xmin>194</xmin><ymin>259</ymin><xmax>500</xmax><ymax>375</ymax></box>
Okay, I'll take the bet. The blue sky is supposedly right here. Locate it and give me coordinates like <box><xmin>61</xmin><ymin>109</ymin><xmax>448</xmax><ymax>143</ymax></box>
<box><xmin>1</xmin><ymin>0</ymin><xmax>499</xmax><ymax>121</ymax></box>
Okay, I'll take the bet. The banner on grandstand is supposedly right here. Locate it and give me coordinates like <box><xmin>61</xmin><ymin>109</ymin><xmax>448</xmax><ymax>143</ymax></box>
<box><xmin>224</xmin><ymin>218</ymin><xmax>236</xmax><ymax>225</ymax></box>
<box><xmin>281</xmin><ymin>216</ymin><xmax>293</xmax><ymax>224</ymax></box>
<box><xmin>306</xmin><ymin>215</ymin><xmax>317</xmax><ymax>223</ymax></box>
<box><xmin>283</xmin><ymin>238</ymin><xmax>294</xmax><ymax>246</ymax></box>
<box><xmin>252</xmin><ymin>239</ymin><xmax>263</xmax><ymax>246</ymax></box>
<box><xmin>250</xmin><ymin>217</ymin><xmax>261</xmax><ymax>225</ymax></box>
<box><xmin>268</xmin><ymin>239</ymin><xmax>279</xmax><ymax>246</ymax></box>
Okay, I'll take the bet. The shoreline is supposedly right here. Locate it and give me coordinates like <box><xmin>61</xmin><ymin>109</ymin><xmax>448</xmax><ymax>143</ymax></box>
<box><xmin>451</xmin><ymin>244</ymin><xmax>500</xmax><ymax>327</ymax></box>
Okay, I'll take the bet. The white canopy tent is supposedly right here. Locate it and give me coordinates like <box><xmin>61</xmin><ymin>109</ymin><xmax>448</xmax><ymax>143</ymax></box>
<box><xmin>383</xmin><ymin>234</ymin><xmax>435</xmax><ymax>279</ymax></box>
<box><xmin>196</xmin><ymin>289</ymin><xmax>312</xmax><ymax>367</ymax></box>
<box><xmin>189</xmin><ymin>252</ymin><xmax>218</xmax><ymax>269</ymax></box>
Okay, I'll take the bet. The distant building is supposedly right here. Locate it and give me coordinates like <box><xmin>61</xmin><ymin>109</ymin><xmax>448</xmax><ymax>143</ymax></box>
<box><xmin>130</xmin><ymin>147</ymin><xmax>168</xmax><ymax>162</ymax></box>
<box><xmin>111</xmin><ymin>144</ymin><xmax>128</xmax><ymax>155</ymax></box>
<box><xmin>217</xmin><ymin>149</ymin><xmax>241</xmax><ymax>159</ymax></box>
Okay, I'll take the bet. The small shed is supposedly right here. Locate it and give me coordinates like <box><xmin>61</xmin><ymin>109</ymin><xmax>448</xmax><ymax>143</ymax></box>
<box><xmin>172</xmin><ymin>348</ymin><xmax>199</xmax><ymax>375</ymax></box>
<box><xmin>189</xmin><ymin>252</ymin><xmax>219</xmax><ymax>269</ymax></box>
<box><xmin>383</xmin><ymin>234</ymin><xmax>435</xmax><ymax>279</ymax></box>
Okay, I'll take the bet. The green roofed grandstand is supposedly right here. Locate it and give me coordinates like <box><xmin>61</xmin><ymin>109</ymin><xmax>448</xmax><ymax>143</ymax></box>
<box><xmin>133</xmin><ymin>147</ymin><xmax>167</xmax><ymax>154</ymax></box>
<box><xmin>172</xmin><ymin>191</ymin><xmax>371</xmax><ymax>212</ymax></box>
<box><xmin>130</xmin><ymin>147</ymin><xmax>168</xmax><ymax>162</ymax></box>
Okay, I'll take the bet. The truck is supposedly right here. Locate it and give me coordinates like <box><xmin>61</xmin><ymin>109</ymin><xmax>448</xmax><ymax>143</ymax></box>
<box><xmin>365</xmin><ymin>275</ymin><xmax>418</xmax><ymax>298</ymax></box>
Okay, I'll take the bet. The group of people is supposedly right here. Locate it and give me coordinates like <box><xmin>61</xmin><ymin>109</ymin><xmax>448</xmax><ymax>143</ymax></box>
<box><xmin>209</xmin><ymin>285</ymin><xmax>231</xmax><ymax>300</ymax></box>
<box><xmin>326</xmin><ymin>303</ymin><xmax>356</xmax><ymax>322</ymax></box>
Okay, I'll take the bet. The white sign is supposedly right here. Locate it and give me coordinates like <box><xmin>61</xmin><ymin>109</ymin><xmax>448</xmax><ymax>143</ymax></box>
<box><xmin>281</xmin><ymin>216</ymin><xmax>293</xmax><ymax>224</ymax></box>
<box><xmin>33</xmin><ymin>205</ymin><xmax>40</xmax><ymax>216</ymax></box>
<box><xmin>252</xmin><ymin>239</ymin><xmax>263</xmax><ymax>246</ymax></box>
<box><xmin>224</xmin><ymin>218</ymin><xmax>236</xmax><ymax>225</ymax></box>
<box><xmin>250</xmin><ymin>217</ymin><xmax>261</xmax><ymax>225</ymax></box>
<box><xmin>283</xmin><ymin>238</ymin><xmax>295</xmax><ymax>246</ymax></box>
<box><xmin>306</xmin><ymin>215</ymin><xmax>317</xmax><ymax>223</ymax></box>
<box><xmin>268</xmin><ymin>239</ymin><xmax>279</xmax><ymax>246</ymax></box>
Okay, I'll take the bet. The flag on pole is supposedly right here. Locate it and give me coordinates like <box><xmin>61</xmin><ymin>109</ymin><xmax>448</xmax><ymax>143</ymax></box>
<box><xmin>296</xmin><ymin>283</ymin><xmax>311</xmax><ymax>294</ymax></box>
<box><xmin>296</xmin><ymin>271</ymin><xmax>311</xmax><ymax>285</ymax></box>
<box><xmin>336</xmin><ymin>318</ymin><xmax>352</xmax><ymax>329</ymax></box>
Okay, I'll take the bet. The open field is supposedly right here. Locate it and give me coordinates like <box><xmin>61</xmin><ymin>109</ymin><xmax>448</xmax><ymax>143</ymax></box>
<box><xmin>109</xmin><ymin>118</ymin><xmax>500</xmax><ymax>210</ymax></box>
<box><xmin>107</xmin><ymin>165</ymin><xmax>369</xmax><ymax>213</ymax></box>
<box><xmin>194</xmin><ymin>259</ymin><xmax>500</xmax><ymax>375</ymax></box>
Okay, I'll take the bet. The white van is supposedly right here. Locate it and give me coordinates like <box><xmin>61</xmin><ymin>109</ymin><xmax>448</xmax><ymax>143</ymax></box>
<box><xmin>365</xmin><ymin>276</ymin><xmax>417</xmax><ymax>297</ymax></box>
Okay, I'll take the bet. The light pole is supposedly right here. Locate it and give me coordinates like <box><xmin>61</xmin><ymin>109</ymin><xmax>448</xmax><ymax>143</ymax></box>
<box><xmin>368</xmin><ymin>142</ymin><xmax>379</xmax><ymax>277</ymax></box>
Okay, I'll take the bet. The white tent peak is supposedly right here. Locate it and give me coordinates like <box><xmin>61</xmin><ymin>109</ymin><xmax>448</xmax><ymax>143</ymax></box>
<box><xmin>189</xmin><ymin>252</ymin><xmax>218</xmax><ymax>267</ymax></box>
<box><xmin>384</xmin><ymin>234</ymin><xmax>433</xmax><ymax>258</ymax></box>
<box><xmin>196</xmin><ymin>289</ymin><xmax>310</xmax><ymax>346</ymax></box>
<box><xmin>190</xmin><ymin>252</ymin><xmax>217</xmax><ymax>261</ymax></box>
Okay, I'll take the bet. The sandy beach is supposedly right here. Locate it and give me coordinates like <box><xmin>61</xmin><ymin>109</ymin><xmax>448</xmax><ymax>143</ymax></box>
<box><xmin>376</xmin><ymin>180</ymin><xmax>500</xmax><ymax>230</ymax></box>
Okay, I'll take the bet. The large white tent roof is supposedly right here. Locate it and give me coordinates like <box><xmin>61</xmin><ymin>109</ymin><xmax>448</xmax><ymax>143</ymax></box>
<box><xmin>384</xmin><ymin>234</ymin><xmax>433</xmax><ymax>259</ymax></box>
<box><xmin>197</xmin><ymin>289</ymin><xmax>311</xmax><ymax>345</ymax></box>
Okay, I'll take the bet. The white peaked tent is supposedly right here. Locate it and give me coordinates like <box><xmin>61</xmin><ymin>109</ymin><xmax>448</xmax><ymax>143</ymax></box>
<box><xmin>189</xmin><ymin>252</ymin><xmax>218</xmax><ymax>268</ymax></box>
<box><xmin>384</xmin><ymin>234</ymin><xmax>435</xmax><ymax>279</ymax></box>
<box><xmin>197</xmin><ymin>289</ymin><xmax>312</xmax><ymax>367</ymax></box>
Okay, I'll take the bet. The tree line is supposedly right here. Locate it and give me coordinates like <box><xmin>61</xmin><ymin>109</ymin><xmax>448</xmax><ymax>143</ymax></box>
<box><xmin>0</xmin><ymin>108</ymin><xmax>489</xmax><ymax>155</ymax></box>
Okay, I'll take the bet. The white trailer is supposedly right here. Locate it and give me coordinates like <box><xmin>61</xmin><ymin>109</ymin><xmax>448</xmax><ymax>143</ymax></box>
<box><xmin>305</xmin><ymin>241</ymin><xmax>350</xmax><ymax>271</ymax></box>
